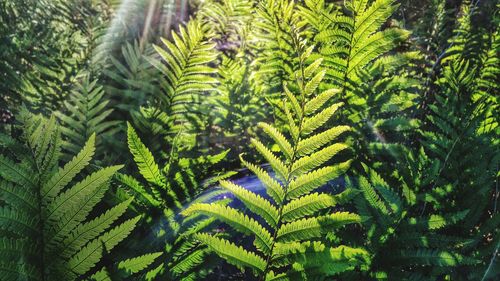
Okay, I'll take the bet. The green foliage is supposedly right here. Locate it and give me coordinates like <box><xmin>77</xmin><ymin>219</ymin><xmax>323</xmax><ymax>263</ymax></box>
<box><xmin>0</xmin><ymin>0</ymin><xmax>109</xmax><ymax>113</ymax></box>
<box><xmin>183</xmin><ymin>38</ymin><xmax>369</xmax><ymax>280</ymax></box>
<box><xmin>151</xmin><ymin>19</ymin><xmax>219</xmax><ymax>134</ymax></box>
<box><xmin>115</xmin><ymin>123</ymin><xmax>231</xmax><ymax>279</ymax></box>
<box><xmin>56</xmin><ymin>74</ymin><xmax>120</xmax><ymax>161</ymax></box>
<box><xmin>1</xmin><ymin>0</ymin><xmax>499</xmax><ymax>280</ymax></box>
<box><xmin>0</xmin><ymin>110</ymin><xmax>137</xmax><ymax>280</ymax></box>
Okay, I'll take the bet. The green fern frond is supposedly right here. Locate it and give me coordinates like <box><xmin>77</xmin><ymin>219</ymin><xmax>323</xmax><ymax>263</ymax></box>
<box><xmin>60</xmin><ymin>198</ymin><xmax>134</xmax><ymax>259</ymax></box>
<box><xmin>56</xmin><ymin>76</ymin><xmax>119</xmax><ymax>159</ymax></box>
<box><xmin>219</xmin><ymin>180</ymin><xmax>279</xmax><ymax>228</ymax></box>
<box><xmin>277</xmin><ymin>212</ymin><xmax>361</xmax><ymax>242</ymax></box>
<box><xmin>184</xmin><ymin>203</ymin><xmax>272</xmax><ymax>254</ymax></box>
<box><xmin>127</xmin><ymin>123</ymin><xmax>164</xmax><ymax>187</ymax></box>
<box><xmin>42</xmin><ymin>134</ymin><xmax>96</xmax><ymax>203</ymax></box>
<box><xmin>67</xmin><ymin>216</ymin><xmax>140</xmax><ymax>275</ymax></box>
<box><xmin>193</xmin><ymin>233</ymin><xmax>266</xmax><ymax>273</ymax></box>
<box><xmin>117</xmin><ymin>252</ymin><xmax>163</xmax><ymax>275</ymax></box>
<box><xmin>0</xmin><ymin>112</ymin><xmax>137</xmax><ymax>280</ymax></box>
<box><xmin>182</xmin><ymin>37</ymin><xmax>364</xmax><ymax>278</ymax></box>
<box><xmin>288</xmin><ymin>161</ymin><xmax>352</xmax><ymax>199</ymax></box>
<box><xmin>281</xmin><ymin>193</ymin><xmax>337</xmax><ymax>222</ymax></box>
<box><xmin>240</xmin><ymin>157</ymin><xmax>285</xmax><ymax>204</ymax></box>
<box><xmin>151</xmin><ymin>19</ymin><xmax>218</xmax><ymax>126</ymax></box>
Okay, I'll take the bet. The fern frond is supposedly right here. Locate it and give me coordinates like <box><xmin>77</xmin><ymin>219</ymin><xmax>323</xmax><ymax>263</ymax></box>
<box><xmin>258</xmin><ymin>122</ymin><xmax>293</xmax><ymax>160</ymax></box>
<box><xmin>219</xmin><ymin>180</ymin><xmax>279</xmax><ymax>228</ymax></box>
<box><xmin>277</xmin><ymin>212</ymin><xmax>361</xmax><ymax>242</ymax></box>
<box><xmin>59</xmin><ymin>198</ymin><xmax>134</xmax><ymax>259</ymax></box>
<box><xmin>151</xmin><ymin>19</ymin><xmax>218</xmax><ymax>125</ymax></box>
<box><xmin>0</xmin><ymin>180</ymin><xmax>37</xmax><ymax>212</ymax></box>
<box><xmin>291</xmin><ymin>143</ymin><xmax>349</xmax><ymax>176</ymax></box>
<box><xmin>127</xmin><ymin>123</ymin><xmax>164</xmax><ymax>187</ymax></box>
<box><xmin>42</xmin><ymin>134</ymin><xmax>96</xmax><ymax>203</ymax></box>
<box><xmin>0</xmin><ymin>112</ymin><xmax>136</xmax><ymax>280</ymax></box>
<box><xmin>0</xmin><ymin>206</ymin><xmax>38</xmax><ymax>237</ymax></box>
<box><xmin>240</xmin><ymin>157</ymin><xmax>285</xmax><ymax>204</ymax></box>
<box><xmin>67</xmin><ymin>216</ymin><xmax>140</xmax><ymax>275</ymax></box>
<box><xmin>296</xmin><ymin>126</ymin><xmax>351</xmax><ymax>156</ymax></box>
<box><xmin>288</xmin><ymin>161</ymin><xmax>351</xmax><ymax>199</ymax></box>
<box><xmin>56</xmin><ymin>76</ymin><xmax>119</xmax><ymax>158</ymax></box>
<box><xmin>282</xmin><ymin>193</ymin><xmax>337</xmax><ymax>222</ymax></box>
<box><xmin>250</xmin><ymin>138</ymin><xmax>288</xmax><ymax>180</ymax></box>
<box><xmin>117</xmin><ymin>252</ymin><xmax>162</xmax><ymax>275</ymax></box>
<box><xmin>44</xmin><ymin>165</ymin><xmax>123</xmax><ymax>223</ymax></box>
<box><xmin>0</xmin><ymin>154</ymin><xmax>36</xmax><ymax>187</ymax></box>
<box><xmin>304</xmin><ymin>88</ymin><xmax>340</xmax><ymax>115</ymax></box>
<box><xmin>181</xmin><ymin>31</ymin><xmax>361</xmax><ymax>279</ymax></box>
<box><xmin>184</xmin><ymin>204</ymin><xmax>272</xmax><ymax>254</ymax></box>
<box><xmin>193</xmin><ymin>233</ymin><xmax>266</xmax><ymax>273</ymax></box>
<box><xmin>301</xmin><ymin>103</ymin><xmax>343</xmax><ymax>135</ymax></box>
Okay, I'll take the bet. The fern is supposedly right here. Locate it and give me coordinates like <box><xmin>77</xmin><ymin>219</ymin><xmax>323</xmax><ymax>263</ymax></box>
<box><xmin>56</xmin><ymin>74</ymin><xmax>120</xmax><ymax>161</ymax></box>
<box><xmin>0</xmin><ymin>109</ymin><xmax>137</xmax><ymax>280</ymax></box>
<box><xmin>198</xmin><ymin>0</ymin><xmax>254</xmax><ymax>54</ymax></box>
<box><xmin>183</xmin><ymin>37</ymin><xmax>369</xmax><ymax>279</ymax></box>
<box><xmin>117</xmin><ymin>123</ymin><xmax>232</xmax><ymax>279</ymax></box>
<box><xmin>150</xmin><ymin>19</ymin><xmax>219</xmax><ymax>132</ymax></box>
<box><xmin>250</xmin><ymin>0</ymin><xmax>299</xmax><ymax>96</ymax></box>
<box><xmin>298</xmin><ymin>0</ymin><xmax>421</xmax><ymax>176</ymax></box>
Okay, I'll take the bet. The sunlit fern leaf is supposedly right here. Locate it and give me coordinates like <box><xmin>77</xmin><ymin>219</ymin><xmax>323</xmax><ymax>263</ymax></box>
<box><xmin>198</xmin><ymin>0</ymin><xmax>254</xmax><ymax>53</ymax></box>
<box><xmin>193</xmin><ymin>233</ymin><xmax>267</xmax><ymax>273</ymax></box>
<box><xmin>281</xmin><ymin>192</ymin><xmax>337</xmax><ymax>222</ymax></box>
<box><xmin>127</xmin><ymin>122</ymin><xmax>164</xmax><ymax>188</ymax></box>
<box><xmin>117</xmin><ymin>252</ymin><xmax>163</xmax><ymax>275</ymax></box>
<box><xmin>219</xmin><ymin>180</ymin><xmax>279</xmax><ymax>228</ymax></box>
<box><xmin>183</xmin><ymin>203</ymin><xmax>273</xmax><ymax>254</ymax></box>
<box><xmin>183</xmin><ymin>35</ymin><xmax>367</xmax><ymax>279</ymax></box>
<box><xmin>272</xmin><ymin>242</ymin><xmax>370</xmax><ymax>275</ymax></box>
<box><xmin>250</xmin><ymin>0</ymin><xmax>299</xmax><ymax>96</ymax></box>
<box><xmin>276</xmin><ymin>212</ymin><xmax>361</xmax><ymax>242</ymax></box>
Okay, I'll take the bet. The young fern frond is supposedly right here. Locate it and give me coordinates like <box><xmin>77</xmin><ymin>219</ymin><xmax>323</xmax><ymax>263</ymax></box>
<box><xmin>0</xmin><ymin>110</ymin><xmax>137</xmax><ymax>280</ymax></box>
<box><xmin>183</xmin><ymin>36</ymin><xmax>368</xmax><ymax>279</ymax></box>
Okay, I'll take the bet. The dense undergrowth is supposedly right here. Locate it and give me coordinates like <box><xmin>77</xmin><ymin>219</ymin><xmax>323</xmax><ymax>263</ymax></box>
<box><xmin>0</xmin><ymin>0</ymin><xmax>498</xmax><ymax>280</ymax></box>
